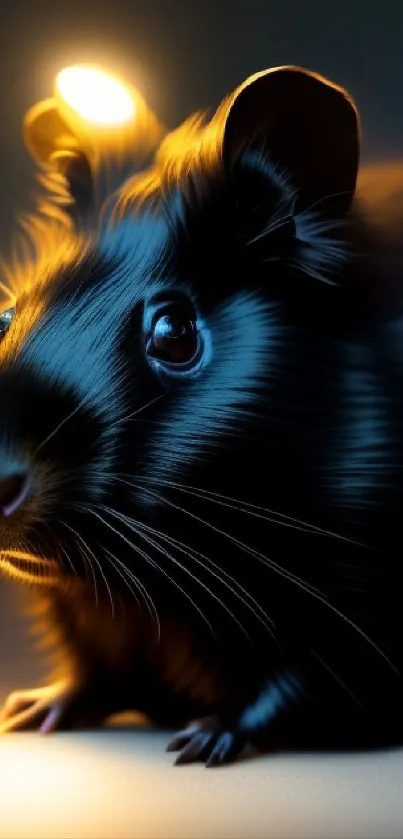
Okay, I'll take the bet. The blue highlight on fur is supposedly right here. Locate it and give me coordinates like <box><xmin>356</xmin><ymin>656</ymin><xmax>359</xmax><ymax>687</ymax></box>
<box><xmin>328</xmin><ymin>342</ymin><xmax>396</xmax><ymax>507</ymax></box>
<box><xmin>143</xmin><ymin>292</ymin><xmax>281</xmax><ymax>486</ymax></box>
<box><xmin>239</xmin><ymin>670</ymin><xmax>301</xmax><ymax>732</ymax></box>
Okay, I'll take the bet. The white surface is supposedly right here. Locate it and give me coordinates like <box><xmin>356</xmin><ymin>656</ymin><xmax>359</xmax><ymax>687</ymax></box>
<box><xmin>0</xmin><ymin>728</ymin><xmax>402</xmax><ymax>839</ymax></box>
<box><xmin>1</xmin><ymin>580</ymin><xmax>403</xmax><ymax>839</ymax></box>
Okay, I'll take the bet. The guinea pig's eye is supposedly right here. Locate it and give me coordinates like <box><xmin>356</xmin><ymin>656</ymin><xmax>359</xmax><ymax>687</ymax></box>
<box><xmin>145</xmin><ymin>298</ymin><xmax>206</xmax><ymax>375</ymax></box>
<box><xmin>0</xmin><ymin>307</ymin><xmax>15</xmax><ymax>340</ymax></box>
<box><xmin>147</xmin><ymin>307</ymin><xmax>198</xmax><ymax>364</ymax></box>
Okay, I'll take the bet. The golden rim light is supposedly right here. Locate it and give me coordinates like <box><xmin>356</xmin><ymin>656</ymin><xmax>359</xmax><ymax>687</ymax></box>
<box><xmin>0</xmin><ymin>549</ymin><xmax>60</xmax><ymax>585</ymax></box>
<box><xmin>55</xmin><ymin>65</ymin><xmax>137</xmax><ymax>128</ymax></box>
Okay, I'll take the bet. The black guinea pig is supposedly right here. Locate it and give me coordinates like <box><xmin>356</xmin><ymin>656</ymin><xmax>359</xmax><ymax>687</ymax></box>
<box><xmin>1</xmin><ymin>65</ymin><xmax>403</xmax><ymax>767</ymax></box>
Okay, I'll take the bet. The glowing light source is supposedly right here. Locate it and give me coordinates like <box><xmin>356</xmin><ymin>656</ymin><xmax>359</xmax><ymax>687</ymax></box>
<box><xmin>23</xmin><ymin>62</ymin><xmax>165</xmax><ymax>173</ymax></box>
<box><xmin>55</xmin><ymin>65</ymin><xmax>136</xmax><ymax>128</ymax></box>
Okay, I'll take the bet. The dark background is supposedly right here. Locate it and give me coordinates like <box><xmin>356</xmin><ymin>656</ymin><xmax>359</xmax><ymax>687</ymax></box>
<box><xmin>0</xmin><ymin>0</ymin><xmax>402</xmax><ymax>256</ymax></box>
<box><xmin>0</xmin><ymin>0</ymin><xmax>402</xmax><ymax>699</ymax></box>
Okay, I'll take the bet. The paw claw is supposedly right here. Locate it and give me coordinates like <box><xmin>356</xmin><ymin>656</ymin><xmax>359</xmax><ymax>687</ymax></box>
<box><xmin>166</xmin><ymin>731</ymin><xmax>191</xmax><ymax>752</ymax></box>
<box><xmin>174</xmin><ymin>732</ymin><xmax>215</xmax><ymax>765</ymax></box>
<box><xmin>166</xmin><ymin>720</ymin><xmax>213</xmax><ymax>753</ymax></box>
<box><xmin>168</xmin><ymin>717</ymin><xmax>250</xmax><ymax>767</ymax></box>
<box><xmin>0</xmin><ymin>680</ymin><xmax>93</xmax><ymax>734</ymax></box>
<box><xmin>205</xmin><ymin>732</ymin><xmax>236</xmax><ymax>767</ymax></box>
<box><xmin>39</xmin><ymin>703</ymin><xmax>64</xmax><ymax>734</ymax></box>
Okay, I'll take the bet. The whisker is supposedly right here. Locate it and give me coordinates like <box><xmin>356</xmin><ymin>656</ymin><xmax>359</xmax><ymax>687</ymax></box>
<box><xmin>310</xmin><ymin>648</ymin><xmax>365</xmax><ymax>711</ymax></box>
<box><xmin>109</xmin><ymin>506</ymin><xmax>277</xmax><ymax>642</ymax></box>
<box><xmin>130</xmin><ymin>482</ymin><xmax>399</xmax><ymax>676</ymax></box>
<box><xmin>90</xmin><ymin>512</ymin><xmax>163</xmax><ymax>640</ymax></box>
<box><xmin>62</xmin><ymin>522</ymin><xmax>114</xmax><ymax>617</ymax></box>
<box><xmin>79</xmin><ymin>544</ymin><xmax>102</xmax><ymax>607</ymax></box>
<box><xmin>57</xmin><ymin>542</ymin><xmax>78</xmax><ymax>578</ymax></box>
<box><xmin>102</xmin><ymin>547</ymin><xmax>139</xmax><ymax>607</ymax></box>
<box><xmin>101</xmin><ymin>544</ymin><xmax>161</xmax><ymax>640</ymax></box>
<box><xmin>75</xmin><ymin>504</ymin><xmax>202</xmax><ymax>635</ymax></box>
<box><xmin>130</xmin><ymin>523</ymin><xmax>238</xmax><ymax>640</ymax></box>
<box><xmin>58</xmin><ymin>526</ymin><xmax>97</xmax><ymax>603</ymax></box>
<box><xmin>78</xmin><ymin>504</ymin><xmax>212</xmax><ymax>641</ymax></box>
<box><xmin>34</xmin><ymin>403</ymin><xmax>83</xmax><ymax>456</ymax></box>
<box><xmin>101</xmin><ymin>504</ymin><xmax>253</xmax><ymax>642</ymax></box>
<box><xmin>117</xmin><ymin>478</ymin><xmax>322</xmax><ymax>597</ymax></box>
<box><xmin>110</xmin><ymin>393</ymin><xmax>167</xmax><ymax>430</ymax></box>
<box><xmin>94</xmin><ymin>505</ymin><xmax>224</xmax><ymax>637</ymax></box>
<box><xmin>133</xmin><ymin>475</ymin><xmax>368</xmax><ymax>549</ymax></box>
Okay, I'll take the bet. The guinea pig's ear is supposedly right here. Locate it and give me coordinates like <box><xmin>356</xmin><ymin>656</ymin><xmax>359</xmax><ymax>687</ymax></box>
<box><xmin>219</xmin><ymin>65</ymin><xmax>360</xmax><ymax>215</ymax></box>
<box><xmin>23</xmin><ymin>99</ymin><xmax>95</xmax><ymax>227</ymax></box>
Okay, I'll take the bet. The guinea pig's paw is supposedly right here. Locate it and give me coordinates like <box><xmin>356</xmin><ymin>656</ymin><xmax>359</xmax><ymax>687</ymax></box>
<box><xmin>166</xmin><ymin>716</ymin><xmax>252</xmax><ymax>767</ymax></box>
<box><xmin>0</xmin><ymin>679</ymin><xmax>102</xmax><ymax>734</ymax></box>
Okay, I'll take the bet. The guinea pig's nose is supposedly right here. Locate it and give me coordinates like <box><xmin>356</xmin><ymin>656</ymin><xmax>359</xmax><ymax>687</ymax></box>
<box><xmin>0</xmin><ymin>469</ymin><xmax>30</xmax><ymax>518</ymax></box>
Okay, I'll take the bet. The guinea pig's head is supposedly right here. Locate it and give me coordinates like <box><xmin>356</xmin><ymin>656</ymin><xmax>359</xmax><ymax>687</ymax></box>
<box><xmin>0</xmin><ymin>66</ymin><xmax>360</xmax><ymax>610</ymax></box>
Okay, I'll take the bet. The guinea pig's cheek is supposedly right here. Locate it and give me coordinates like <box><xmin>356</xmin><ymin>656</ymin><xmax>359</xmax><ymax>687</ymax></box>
<box><xmin>20</xmin><ymin>303</ymin><xmax>123</xmax><ymax>424</ymax></box>
<box><xmin>139</xmin><ymin>292</ymin><xmax>278</xmax><ymax>488</ymax></box>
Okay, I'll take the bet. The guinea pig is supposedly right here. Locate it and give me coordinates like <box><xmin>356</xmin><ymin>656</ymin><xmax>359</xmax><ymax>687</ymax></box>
<box><xmin>0</xmin><ymin>64</ymin><xmax>403</xmax><ymax>767</ymax></box>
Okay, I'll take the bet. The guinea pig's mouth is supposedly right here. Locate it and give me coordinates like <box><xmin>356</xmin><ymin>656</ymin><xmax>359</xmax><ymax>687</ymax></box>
<box><xmin>0</xmin><ymin>550</ymin><xmax>60</xmax><ymax>585</ymax></box>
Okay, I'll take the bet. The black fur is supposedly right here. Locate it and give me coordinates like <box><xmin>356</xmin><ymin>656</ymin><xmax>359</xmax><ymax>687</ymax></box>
<box><xmin>0</xmin><ymin>65</ymin><xmax>403</xmax><ymax>765</ymax></box>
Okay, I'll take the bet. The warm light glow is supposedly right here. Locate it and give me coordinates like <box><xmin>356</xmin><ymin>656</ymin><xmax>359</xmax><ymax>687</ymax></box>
<box><xmin>0</xmin><ymin>730</ymin><xmax>400</xmax><ymax>838</ymax></box>
<box><xmin>55</xmin><ymin>66</ymin><xmax>136</xmax><ymax>127</ymax></box>
<box><xmin>0</xmin><ymin>550</ymin><xmax>59</xmax><ymax>584</ymax></box>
